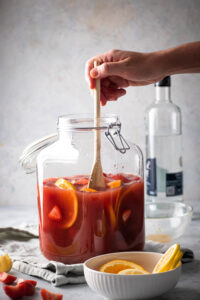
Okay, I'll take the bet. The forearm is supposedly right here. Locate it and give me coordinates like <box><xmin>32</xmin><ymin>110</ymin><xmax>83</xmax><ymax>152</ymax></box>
<box><xmin>156</xmin><ymin>41</ymin><xmax>200</xmax><ymax>76</ymax></box>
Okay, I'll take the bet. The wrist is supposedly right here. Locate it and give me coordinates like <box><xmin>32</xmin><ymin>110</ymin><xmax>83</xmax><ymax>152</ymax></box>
<box><xmin>151</xmin><ymin>50</ymin><xmax>171</xmax><ymax>78</ymax></box>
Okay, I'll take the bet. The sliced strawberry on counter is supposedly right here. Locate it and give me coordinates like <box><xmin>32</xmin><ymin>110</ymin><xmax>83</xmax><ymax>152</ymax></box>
<box><xmin>17</xmin><ymin>278</ymin><xmax>37</xmax><ymax>286</ymax></box>
<box><xmin>18</xmin><ymin>281</ymin><xmax>35</xmax><ymax>296</ymax></box>
<box><xmin>3</xmin><ymin>281</ymin><xmax>36</xmax><ymax>299</ymax></box>
<box><xmin>48</xmin><ymin>205</ymin><xmax>62</xmax><ymax>221</ymax></box>
<box><xmin>0</xmin><ymin>272</ymin><xmax>16</xmax><ymax>284</ymax></box>
<box><xmin>3</xmin><ymin>284</ymin><xmax>22</xmax><ymax>299</ymax></box>
<box><xmin>41</xmin><ymin>288</ymin><xmax>63</xmax><ymax>300</ymax></box>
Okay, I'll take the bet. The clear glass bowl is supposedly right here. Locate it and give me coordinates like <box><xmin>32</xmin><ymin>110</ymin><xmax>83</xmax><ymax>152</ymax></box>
<box><xmin>145</xmin><ymin>202</ymin><xmax>193</xmax><ymax>243</ymax></box>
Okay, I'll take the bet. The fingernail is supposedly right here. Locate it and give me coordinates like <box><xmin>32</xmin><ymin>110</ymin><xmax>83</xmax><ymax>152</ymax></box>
<box><xmin>90</xmin><ymin>68</ymin><xmax>98</xmax><ymax>78</ymax></box>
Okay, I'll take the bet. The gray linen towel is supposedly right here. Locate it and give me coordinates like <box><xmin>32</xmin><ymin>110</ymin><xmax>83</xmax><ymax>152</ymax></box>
<box><xmin>0</xmin><ymin>224</ymin><xmax>193</xmax><ymax>286</ymax></box>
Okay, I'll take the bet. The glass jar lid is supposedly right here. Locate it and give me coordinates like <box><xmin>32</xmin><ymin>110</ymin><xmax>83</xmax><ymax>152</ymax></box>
<box><xmin>19</xmin><ymin>133</ymin><xmax>57</xmax><ymax>173</ymax></box>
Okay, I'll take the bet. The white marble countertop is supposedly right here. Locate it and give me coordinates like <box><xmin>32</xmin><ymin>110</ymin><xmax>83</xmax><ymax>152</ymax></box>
<box><xmin>0</xmin><ymin>203</ymin><xmax>200</xmax><ymax>300</ymax></box>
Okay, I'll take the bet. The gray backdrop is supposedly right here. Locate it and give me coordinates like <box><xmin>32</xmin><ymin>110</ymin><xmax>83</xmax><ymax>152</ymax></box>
<box><xmin>0</xmin><ymin>0</ymin><xmax>200</xmax><ymax>206</ymax></box>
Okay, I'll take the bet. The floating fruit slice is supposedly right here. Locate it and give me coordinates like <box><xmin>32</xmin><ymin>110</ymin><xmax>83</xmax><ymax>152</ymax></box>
<box><xmin>0</xmin><ymin>254</ymin><xmax>13</xmax><ymax>272</ymax></box>
<box><xmin>48</xmin><ymin>205</ymin><xmax>62</xmax><ymax>221</ymax></box>
<box><xmin>99</xmin><ymin>259</ymin><xmax>145</xmax><ymax>274</ymax></box>
<box><xmin>114</xmin><ymin>185</ymin><xmax>132</xmax><ymax>220</ymax></box>
<box><xmin>95</xmin><ymin>210</ymin><xmax>106</xmax><ymax>238</ymax></box>
<box><xmin>75</xmin><ymin>177</ymin><xmax>88</xmax><ymax>185</ymax></box>
<box><xmin>55</xmin><ymin>178</ymin><xmax>75</xmax><ymax>190</ymax></box>
<box><xmin>81</xmin><ymin>187</ymin><xmax>97</xmax><ymax>192</ymax></box>
<box><xmin>106</xmin><ymin>203</ymin><xmax>117</xmax><ymax>231</ymax></box>
<box><xmin>107</xmin><ymin>180</ymin><xmax>121</xmax><ymax>189</ymax></box>
<box><xmin>152</xmin><ymin>244</ymin><xmax>180</xmax><ymax>273</ymax></box>
<box><xmin>122</xmin><ymin>209</ymin><xmax>131</xmax><ymax>222</ymax></box>
<box><xmin>118</xmin><ymin>268</ymin><xmax>149</xmax><ymax>275</ymax></box>
<box><xmin>59</xmin><ymin>190</ymin><xmax>78</xmax><ymax>229</ymax></box>
<box><xmin>53</xmin><ymin>179</ymin><xmax>78</xmax><ymax>229</ymax></box>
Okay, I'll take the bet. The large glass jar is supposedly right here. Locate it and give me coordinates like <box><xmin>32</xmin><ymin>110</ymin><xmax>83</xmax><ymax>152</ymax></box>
<box><xmin>35</xmin><ymin>114</ymin><xmax>144</xmax><ymax>263</ymax></box>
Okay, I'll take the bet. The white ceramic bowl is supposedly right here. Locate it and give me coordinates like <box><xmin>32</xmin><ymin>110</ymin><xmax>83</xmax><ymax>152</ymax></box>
<box><xmin>84</xmin><ymin>251</ymin><xmax>181</xmax><ymax>300</ymax></box>
<box><xmin>145</xmin><ymin>202</ymin><xmax>193</xmax><ymax>243</ymax></box>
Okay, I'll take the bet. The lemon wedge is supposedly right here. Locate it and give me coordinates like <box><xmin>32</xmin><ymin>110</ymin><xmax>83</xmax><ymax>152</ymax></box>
<box><xmin>0</xmin><ymin>254</ymin><xmax>13</xmax><ymax>272</ymax></box>
<box><xmin>153</xmin><ymin>244</ymin><xmax>180</xmax><ymax>273</ymax></box>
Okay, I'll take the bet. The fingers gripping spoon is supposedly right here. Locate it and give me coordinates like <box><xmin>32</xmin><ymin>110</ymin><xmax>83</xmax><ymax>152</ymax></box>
<box><xmin>88</xmin><ymin>61</ymin><xmax>106</xmax><ymax>190</ymax></box>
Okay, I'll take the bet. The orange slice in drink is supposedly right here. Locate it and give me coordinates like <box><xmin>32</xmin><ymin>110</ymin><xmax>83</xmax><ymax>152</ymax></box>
<box><xmin>54</xmin><ymin>179</ymin><xmax>78</xmax><ymax>229</ymax></box>
<box><xmin>55</xmin><ymin>178</ymin><xmax>75</xmax><ymax>190</ymax></box>
<box><xmin>118</xmin><ymin>268</ymin><xmax>149</xmax><ymax>275</ymax></box>
<box><xmin>107</xmin><ymin>180</ymin><xmax>121</xmax><ymax>189</ymax></box>
<box><xmin>106</xmin><ymin>203</ymin><xmax>117</xmax><ymax>231</ymax></box>
<box><xmin>95</xmin><ymin>210</ymin><xmax>106</xmax><ymax>238</ymax></box>
<box><xmin>114</xmin><ymin>185</ymin><xmax>132</xmax><ymax>221</ymax></box>
<box><xmin>81</xmin><ymin>187</ymin><xmax>97</xmax><ymax>192</ymax></box>
<box><xmin>99</xmin><ymin>259</ymin><xmax>145</xmax><ymax>274</ymax></box>
<box><xmin>152</xmin><ymin>244</ymin><xmax>180</xmax><ymax>273</ymax></box>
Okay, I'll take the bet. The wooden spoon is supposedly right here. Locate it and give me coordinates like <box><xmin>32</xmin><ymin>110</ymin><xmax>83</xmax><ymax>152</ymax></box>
<box><xmin>88</xmin><ymin>61</ymin><xmax>106</xmax><ymax>190</ymax></box>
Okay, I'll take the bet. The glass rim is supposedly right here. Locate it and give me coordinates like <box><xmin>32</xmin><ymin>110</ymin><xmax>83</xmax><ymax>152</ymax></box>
<box><xmin>57</xmin><ymin>113</ymin><xmax>119</xmax><ymax>131</ymax></box>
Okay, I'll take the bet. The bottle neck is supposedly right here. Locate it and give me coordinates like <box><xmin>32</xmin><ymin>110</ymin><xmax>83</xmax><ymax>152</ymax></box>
<box><xmin>155</xmin><ymin>86</ymin><xmax>171</xmax><ymax>103</ymax></box>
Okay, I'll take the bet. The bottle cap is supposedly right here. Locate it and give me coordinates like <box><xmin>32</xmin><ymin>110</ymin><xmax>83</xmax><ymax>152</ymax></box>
<box><xmin>154</xmin><ymin>76</ymin><xmax>171</xmax><ymax>87</ymax></box>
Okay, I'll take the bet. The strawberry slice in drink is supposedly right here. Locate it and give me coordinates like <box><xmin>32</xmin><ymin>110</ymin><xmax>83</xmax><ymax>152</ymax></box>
<box><xmin>48</xmin><ymin>205</ymin><xmax>62</xmax><ymax>221</ymax></box>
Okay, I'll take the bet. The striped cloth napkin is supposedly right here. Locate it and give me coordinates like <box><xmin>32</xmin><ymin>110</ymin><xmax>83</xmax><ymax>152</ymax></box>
<box><xmin>0</xmin><ymin>223</ymin><xmax>194</xmax><ymax>286</ymax></box>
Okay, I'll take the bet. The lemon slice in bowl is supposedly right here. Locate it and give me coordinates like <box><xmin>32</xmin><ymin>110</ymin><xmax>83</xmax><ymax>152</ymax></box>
<box><xmin>169</xmin><ymin>250</ymin><xmax>183</xmax><ymax>270</ymax></box>
<box><xmin>99</xmin><ymin>259</ymin><xmax>145</xmax><ymax>274</ymax></box>
<box><xmin>118</xmin><ymin>268</ymin><xmax>149</xmax><ymax>275</ymax></box>
<box><xmin>153</xmin><ymin>244</ymin><xmax>180</xmax><ymax>273</ymax></box>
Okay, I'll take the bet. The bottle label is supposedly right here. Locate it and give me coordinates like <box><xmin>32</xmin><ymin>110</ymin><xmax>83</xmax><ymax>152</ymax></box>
<box><xmin>146</xmin><ymin>158</ymin><xmax>157</xmax><ymax>196</ymax></box>
<box><xmin>166</xmin><ymin>172</ymin><xmax>183</xmax><ymax>196</ymax></box>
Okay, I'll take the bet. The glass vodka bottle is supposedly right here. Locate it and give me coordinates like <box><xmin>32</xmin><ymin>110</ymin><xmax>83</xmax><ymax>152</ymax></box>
<box><xmin>145</xmin><ymin>76</ymin><xmax>183</xmax><ymax>202</ymax></box>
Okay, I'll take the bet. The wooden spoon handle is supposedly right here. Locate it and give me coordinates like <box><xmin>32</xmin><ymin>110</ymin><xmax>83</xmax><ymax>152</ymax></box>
<box><xmin>94</xmin><ymin>60</ymin><xmax>101</xmax><ymax>161</ymax></box>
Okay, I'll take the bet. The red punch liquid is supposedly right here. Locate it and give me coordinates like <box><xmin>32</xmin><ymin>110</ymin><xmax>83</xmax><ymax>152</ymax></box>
<box><xmin>38</xmin><ymin>173</ymin><xmax>144</xmax><ymax>263</ymax></box>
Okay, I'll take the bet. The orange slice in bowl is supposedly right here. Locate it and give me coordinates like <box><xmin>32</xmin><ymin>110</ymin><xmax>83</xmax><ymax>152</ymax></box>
<box><xmin>55</xmin><ymin>178</ymin><xmax>75</xmax><ymax>190</ymax></box>
<box><xmin>152</xmin><ymin>244</ymin><xmax>180</xmax><ymax>273</ymax></box>
<box><xmin>107</xmin><ymin>180</ymin><xmax>121</xmax><ymax>189</ymax></box>
<box><xmin>118</xmin><ymin>268</ymin><xmax>149</xmax><ymax>275</ymax></box>
<box><xmin>99</xmin><ymin>259</ymin><xmax>145</xmax><ymax>274</ymax></box>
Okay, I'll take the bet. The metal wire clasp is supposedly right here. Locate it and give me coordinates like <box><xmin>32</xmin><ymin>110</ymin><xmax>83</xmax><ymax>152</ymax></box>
<box><xmin>105</xmin><ymin>122</ymin><xmax>130</xmax><ymax>154</ymax></box>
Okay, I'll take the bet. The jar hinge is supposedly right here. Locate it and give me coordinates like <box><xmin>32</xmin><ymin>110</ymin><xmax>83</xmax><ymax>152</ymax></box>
<box><xmin>105</xmin><ymin>122</ymin><xmax>130</xmax><ymax>154</ymax></box>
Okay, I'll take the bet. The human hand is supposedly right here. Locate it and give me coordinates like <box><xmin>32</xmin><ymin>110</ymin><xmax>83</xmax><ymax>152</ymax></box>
<box><xmin>85</xmin><ymin>49</ymin><xmax>164</xmax><ymax>105</ymax></box>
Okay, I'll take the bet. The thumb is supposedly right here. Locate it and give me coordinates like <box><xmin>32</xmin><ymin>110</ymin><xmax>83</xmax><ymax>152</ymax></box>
<box><xmin>90</xmin><ymin>62</ymin><xmax>122</xmax><ymax>79</ymax></box>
